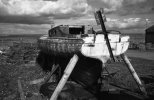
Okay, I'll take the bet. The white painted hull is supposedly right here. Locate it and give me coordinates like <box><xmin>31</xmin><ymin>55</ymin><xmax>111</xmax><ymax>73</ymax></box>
<box><xmin>81</xmin><ymin>34</ymin><xmax>130</xmax><ymax>59</ymax></box>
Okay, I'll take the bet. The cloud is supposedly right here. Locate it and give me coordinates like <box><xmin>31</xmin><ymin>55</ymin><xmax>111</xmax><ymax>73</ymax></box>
<box><xmin>0</xmin><ymin>0</ymin><xmax>91</xmax><ymax>24</ymax></box>
<box><xmin>87</xmin><ymin>0</ymin><xmax>123</xmax><ymax>13</ymax></box>
<box><xmin>0</xmin><ymin>0</ymin><xmax>153</xmax><ymax>33</ymax></box>
<box><xmin>117</xmin><ymin>0</ymin><xmax>154</xmax><ymax>15</ymax></box>
<box><xmin>87</xmin><ymin>0</ymin><xmax>154</xmax><ymax>15</ymax></box>
<box><xmin>106</xmin><ymin>17</ymin><xmax>146</xmax><ymax>29</ymax></box>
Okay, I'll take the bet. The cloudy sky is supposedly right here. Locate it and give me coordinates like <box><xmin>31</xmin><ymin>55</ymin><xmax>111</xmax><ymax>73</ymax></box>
<box><xmin>0</xmin><ymin>0</ymin><xmax>154</xmax><ymax>34</ymax></box>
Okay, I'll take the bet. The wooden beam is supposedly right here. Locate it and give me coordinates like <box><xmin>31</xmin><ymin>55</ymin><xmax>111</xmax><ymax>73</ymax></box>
<box><xmin>43</xmin><ymin>64</ymin><xmax>59</xmax><ymax>83</ymax></box>
<box><xmin>96</xmin><ymin>10</ymin><xmax>115</xmax><ymax>62</ymax></box>
<box><xmin>50</xmin><ymin>54</ymin><xmax>78</xmax><ymax>100</ymax></box>
<box><xmin>121</xmin><ymin>54</ymin><xmax>147</xmax><ymax>97</ymax></box>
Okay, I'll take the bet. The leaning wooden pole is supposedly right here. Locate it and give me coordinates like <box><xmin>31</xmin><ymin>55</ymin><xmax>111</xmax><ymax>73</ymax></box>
<box><xmin>121</xmin><ymin>54</ymin><xmax>147</xmax><ymax>96</ymax></box>
<box><xmin>50</xmin><ymin>54</ymin><xmax>78</xmax><ymax>100</ymax></box>
<box><xmin>96</xmin><ymin>10</ymin><xmax>115</xmax><ymax>62</ymax></box>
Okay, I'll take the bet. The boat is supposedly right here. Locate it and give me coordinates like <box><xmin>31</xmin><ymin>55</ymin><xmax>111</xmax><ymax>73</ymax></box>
<box><xmin>38</xmin><ymin>25</ymin><xmax>130</xmax><ymax>58</ymax></box>
<box><xmin>37</xmin><ymin>9</ymin><xmax>148</xmax><ymax>100</ymax></box>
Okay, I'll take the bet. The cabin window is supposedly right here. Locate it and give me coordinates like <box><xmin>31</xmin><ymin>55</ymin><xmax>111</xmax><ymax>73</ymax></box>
<box><xmin>69</xmin><ymin>26</ymin><xmax>85</xmax><ymax>35</ymax></box>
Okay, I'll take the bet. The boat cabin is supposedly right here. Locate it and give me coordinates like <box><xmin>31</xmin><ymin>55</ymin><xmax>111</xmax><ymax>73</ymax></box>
<box><xmin>48</xmin><ymin>25</ymin><xmax>85</xmax><ymax>37</ymax></box>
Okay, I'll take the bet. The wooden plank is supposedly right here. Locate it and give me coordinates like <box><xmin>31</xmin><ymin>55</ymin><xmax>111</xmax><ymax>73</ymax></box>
<box><xmin>43</xmin><ymin>64</ymin><xmax>59</xmax><ymax>83</ymax></box>
<box><xmin>108</xmin><ymin>84</ymin><xmax>147</xmax><ymax>100</ymax></box>
<box><xmin>29</xmin><ymin>78</ymin><xmax>44</xmax><ymax>85</ymax></box>
<box><xmin>29</xmin><ymin>65</ymin><xmax>59</xmax><ymax>85</ymax></box>
<box><xmin>120</xmin><ymin>90</ymin><xmax>146</xmax><ymax>100</ymax></box>
<box><xmin>50</xmin><ymin>54</ymin><xmax>78</xmax><ymax>100</ymax></box>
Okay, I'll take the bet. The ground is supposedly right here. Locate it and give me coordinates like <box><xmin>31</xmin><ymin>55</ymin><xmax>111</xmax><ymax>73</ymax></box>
<box><xmin>0</xmin><ymin>44</ymin><xmax>154</xmax><ymax>100</ymax></box>
<box><xmin>126</xmin><ymin>50</ymin><xmax>154</xmax><ymax>60</ymax></box>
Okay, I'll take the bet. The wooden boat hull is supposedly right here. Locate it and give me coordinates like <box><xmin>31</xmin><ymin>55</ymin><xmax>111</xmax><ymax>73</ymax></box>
<box><xmin>38</xmin><ymin>34</ymin><xmax>129</xmax><ymax>58</ymax></box>
<box><xmin>38</xmin><ymin>35</ymin><xmax>84</xmax><ymax>55</ymax></box>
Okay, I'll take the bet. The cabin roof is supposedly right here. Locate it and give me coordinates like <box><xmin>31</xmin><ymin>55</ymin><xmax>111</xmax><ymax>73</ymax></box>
<box><xmin>146</xmin><ymin>25</ymin><xmax>154</xmax><ymax>32</ymax></box>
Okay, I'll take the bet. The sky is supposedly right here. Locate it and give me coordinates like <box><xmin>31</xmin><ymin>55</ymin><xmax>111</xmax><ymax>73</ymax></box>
<box><xmin>0</xmin><ymin>0</ymin><xmax>154</xmax><ymax>34</ymax></box>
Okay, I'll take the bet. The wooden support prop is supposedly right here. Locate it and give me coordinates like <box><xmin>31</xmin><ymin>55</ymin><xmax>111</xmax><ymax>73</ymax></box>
<box><xmin>96</xmin><ymin>10</ymin><xmax>115</xmax><ymax>62</ymax></box>
<box><xmin>121</xmin><ymin>54</ymin><xmax>147</xmax><ymax>97</ymax></box>
<box><xmin>43</xmin><ymin>64</ymin><xmax>59</xmax><ymax>83</ymax></box>
<box><xmin>29</xmin><ymin>65</ymin><xmax>59</xmax><ymax>85</ymax></box>
<box><xmin>50</xmin><ymin>54</ymin><xmax>78</xmax><ymax>100</ymax></box>
<box><xmin>18</xmin><ymin>79</ymin><xmax>25</xmax><ymax>100</ymax></box>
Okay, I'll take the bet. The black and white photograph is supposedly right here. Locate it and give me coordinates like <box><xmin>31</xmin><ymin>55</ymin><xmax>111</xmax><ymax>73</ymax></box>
<box><xmin>0</xmin><ymin>0</ymin><xmax>154</xmax><ymax>100</ymax></box>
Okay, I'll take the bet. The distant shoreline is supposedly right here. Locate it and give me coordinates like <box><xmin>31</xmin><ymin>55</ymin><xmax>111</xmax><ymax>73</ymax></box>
<box><xmin>0</xmin><ymin>33</ymin><xmax>44</xmax><ymax>36</ymax></box>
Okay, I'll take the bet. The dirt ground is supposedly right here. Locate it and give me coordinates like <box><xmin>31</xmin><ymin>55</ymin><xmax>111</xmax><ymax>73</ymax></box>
<box><xmin>105</xmin><ymin>49</ymin><xmax>154</xmax><ymax>100</ymax></box>
<box><xmin>126</xmin><ymin>50</ymin><xmax>154</xmax><ymax>60</ymax></box>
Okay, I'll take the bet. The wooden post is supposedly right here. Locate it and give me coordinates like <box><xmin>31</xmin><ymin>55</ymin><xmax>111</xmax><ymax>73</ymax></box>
<box><xmin>18</xmin><ymin>78</ymin><xmax>25</xmax><ymax>100</ymax></box>
<box><xmin>121</xmin><ymin>54</ymin><xmax>147</xmax><ymax>96</ymax></box>
<box><xmin>50</xmin><ymin>54</ymin><xmax>78</xmax><ymax>100</ymax></box>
